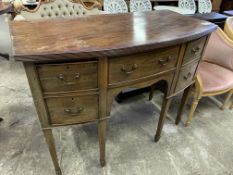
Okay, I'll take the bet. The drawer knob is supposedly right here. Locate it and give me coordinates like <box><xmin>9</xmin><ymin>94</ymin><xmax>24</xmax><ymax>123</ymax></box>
<box><xmin>183</xmin><ymin>72</ymin><xmax>192</xmax><ymax>80</ymax></box>
<box><xmin>191</xmin><ymin>47</ymin><xmax>200</xmax><ymax>54</ymax></box>
<box><xmin>57</xmin><ymin>73</ymin><xmax>80</xmax><ymax>85</ymax></box>
<box><xmin>64</xmin><ymin>107</ymin><xmax>84</xmax><ymax>116</ymax></box>
<box><xmin>158</xmin><ymin>56</ymin><xmax>172</xmax><ymax>66</ymax></box>
<box><xmin>121</xmin><ymin>64</ymin><xmax>138</xmax><ymax>75</ymax></box>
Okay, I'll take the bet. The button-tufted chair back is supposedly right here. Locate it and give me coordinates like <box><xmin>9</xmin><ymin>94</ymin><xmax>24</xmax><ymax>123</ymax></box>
<box><xmin>15</xmin><ymin>0</ymin><xmax>102</xmax><ymax>20</ymax></box>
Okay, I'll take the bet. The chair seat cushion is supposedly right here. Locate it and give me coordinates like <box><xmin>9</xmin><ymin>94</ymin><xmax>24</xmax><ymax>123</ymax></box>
<box><xmin>199</xmin><ymin>61</ymin><xmax>233</xmax><ymax>93</ymax></box>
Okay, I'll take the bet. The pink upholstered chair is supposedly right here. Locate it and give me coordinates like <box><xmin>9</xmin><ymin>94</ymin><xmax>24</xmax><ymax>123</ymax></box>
<box><xmin>184</xmin><ymin>27</ymin><xmax>233</xmax><ymax>126</ymax></box>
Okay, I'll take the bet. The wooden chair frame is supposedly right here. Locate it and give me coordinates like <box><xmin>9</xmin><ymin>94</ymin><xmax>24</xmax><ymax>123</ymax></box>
<box><xmin>185</xmin><ymin>74</ymin><xmax>233</xmax><ymax>126</ymax></box>
<box><xmin>224</xmin><ymin>17</ymin><xmax>233</xmax><ymax>42</ymax></box>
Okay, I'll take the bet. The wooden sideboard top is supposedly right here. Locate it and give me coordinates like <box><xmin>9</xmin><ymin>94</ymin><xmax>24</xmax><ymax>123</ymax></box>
<box><xmin>10</xmin><ymin>10</ymin><xmax>217</xmax><ymax>62</ymax></box>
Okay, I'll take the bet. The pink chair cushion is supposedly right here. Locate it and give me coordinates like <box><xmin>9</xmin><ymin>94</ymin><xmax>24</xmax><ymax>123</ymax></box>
<box><xmin>203</xmin><ymin>29</ymin><xmax>233</xmax><ymax>71</ymax></box>
<box><xmin>198</xmin><ymin>61</ymin><xmax>233</xmax><ymax>93</ymax></box>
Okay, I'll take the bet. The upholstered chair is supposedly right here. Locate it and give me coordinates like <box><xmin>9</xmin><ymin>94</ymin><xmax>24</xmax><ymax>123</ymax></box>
<box><xmin>154</xmin><ymin>0</ymin><xmax>196</xmax><ymax>15</ymax></box>
<box><xmin>103</xmin><ymin>0</ymin><xmax>128</xmax><ymax>14</ymax></box>
<box><xmin>181</xmin><ymin>28</ymin><xmax>233</xmax><ymax>126</ymax></box>
<box><xmin>198</xmin><ymin>0</ymin><xmax>212</xmax><ymax>14</ymax></box>
<box><xmin>13</xmin><ymin>0</ymin><xmax>103</xmax><ymax>20</ymax></box>
<box><xmin>129</xmin><ymin>0</ymin><xmax>152</xmax><ymax>12</ymax></box>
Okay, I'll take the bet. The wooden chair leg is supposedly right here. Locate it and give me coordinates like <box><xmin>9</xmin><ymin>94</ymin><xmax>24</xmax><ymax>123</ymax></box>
<box><xmin>98</xmin><ymin>119</ymin><xmax>107</xmax><ymax>167</ymax></box>
<box><xmin>221</xmin><ymin>90</ymin><xmax>233</xmax><ymax>110</ymax></box>
<box><xmin>43</xmin><ymin>129</ymin><xmax>62</xmax><ymax>175</ymax></box>
<box><xmin>185</xmin><ymin>96</ymin><xmax>201</xmax><ymax>127</ymax></box>
<box><xmin>149</xmin><ymin>85</ymin><xmax>155</xmax><ymax>101</ymax></box>
<box><xmin>175</xmin><ymin>85</ymin><xmax>192</xmax><ymax>125</ymax></box>
<box><xmin>154</xmin><ymin>97</ymin><xmax>172</xmax><ymax>142</ymax></box>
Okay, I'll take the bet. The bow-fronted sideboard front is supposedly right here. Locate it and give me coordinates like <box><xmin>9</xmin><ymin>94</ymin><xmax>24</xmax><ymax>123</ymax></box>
<box><xmin>9</xmin><ymin>11</ymin><xmax>217</xmax><ymax>175</ymax></box>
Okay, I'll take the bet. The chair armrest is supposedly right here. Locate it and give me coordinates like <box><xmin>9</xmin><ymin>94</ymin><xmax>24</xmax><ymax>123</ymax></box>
<box><xmin>224</xmin><ymin>17</ymin><xmax>233</xmax><ymax>41</ymax></box>
<box><xmin>216</xmin><ymin>27</ymin><xmax>233</xmax><ymax>47</ymax></box>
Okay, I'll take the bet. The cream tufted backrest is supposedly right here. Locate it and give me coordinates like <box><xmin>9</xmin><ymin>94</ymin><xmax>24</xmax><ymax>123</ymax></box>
<box><xmin>15</xmin><ymin>0</ymin><xmax>102</xmax><ymax>20</ymax></box>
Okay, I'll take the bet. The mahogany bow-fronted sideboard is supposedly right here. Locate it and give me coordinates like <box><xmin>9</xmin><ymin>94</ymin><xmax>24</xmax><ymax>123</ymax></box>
<box><xmin>9</xmin><ymin>11</ymin><xmax>216</xmax><ymax>175</ymax></box>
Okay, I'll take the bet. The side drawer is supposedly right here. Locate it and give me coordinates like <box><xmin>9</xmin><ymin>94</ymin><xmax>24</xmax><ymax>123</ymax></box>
<box><xmin>183</xmin><ymin>37</ymin><xmax>207</xmax><ymax>64</ymax></box>
<box><xmin>175</xmin><ymin>61</ymin><xmax>199</xmax><ymax>92</ymax></box>
<box><xmin>109</xmin><ymin>46</ymin><xmax>180</xmax><ymax>85</ymax></box>
<box><xmin>45</xmin><ymin>94</ymin><xmax>98</xmax><ymax>125</ymax></box>
<box><xmin>36</xmin><ymin>61</ymin><xmax>98</xmax><ymax>93</ymax></box>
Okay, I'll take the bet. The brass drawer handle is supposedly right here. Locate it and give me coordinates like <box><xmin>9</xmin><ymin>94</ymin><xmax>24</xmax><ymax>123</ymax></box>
<box><xmin>158</xmin><ymin>56</ymin><xmax>172</xmax><ymax>66</ymax></box>
<box><xmin>191</xmin><ymin>46</ymin><xmax>200</xmax><ymax>54</ymax></box>
<box><xmin>183</xmin><ymin>72</ymin><xmax>192</xmax><ymax>80</ymax></box>
<box><xmin>64</xmin><ymin>107</ymin><xmax>84</xmax><ymax>116</ymax></box>
<box><xmin>121</xmin><ymin>64</ymin><xmax>138</xmax><ymax>74</ymax></box>
<box><xmin>57</xmin><ymin>73</ymin><xmax>80</xmax><ymax>85</ymax></box>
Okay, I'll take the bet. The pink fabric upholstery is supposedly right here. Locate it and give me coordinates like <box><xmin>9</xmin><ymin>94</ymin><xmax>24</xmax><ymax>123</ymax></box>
<box><xmin>203</xmin><ymin>29</ymin><xmax>233</xmax><ymax>71</ymax></box>
<box><xmin>198</xmin><ymin>62</ymin><xmax>233</xmax><ymax>93</ymax></box>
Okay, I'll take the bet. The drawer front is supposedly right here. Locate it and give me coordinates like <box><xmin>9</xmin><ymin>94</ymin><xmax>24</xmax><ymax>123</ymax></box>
<box><xmin>175</xmin><ymin>62</ymin><xmax>199</xmax><ymax>92</ymax></box>
<box><xmin>46</xmin><ymin>95</ymin><xmax>98</xmax><ymax>125</ymax></box>
<box><xmin>183</xmin><ymin>37</ymin><xmax>207</xmax><ymax>64</ymax></box>
<box><xmin>109</xmin><ymin>46</ymin><xmax>180</xmax><ymax>84</ymax></box>
<box><xmin>37</xmin><ymin>62</ymin><xmax>98</xmax><ymax>93</ymax></box>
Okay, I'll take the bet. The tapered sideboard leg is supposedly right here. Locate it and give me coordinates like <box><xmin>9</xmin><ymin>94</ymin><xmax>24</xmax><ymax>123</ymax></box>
<box><xmin>175</xmin><ymin>86</ymin><xmax>192</xmax><ymax>125</ymax></box>
<box><xmin>149</xmin><ymin>85</ymin><xmax>155</xmax><ymax>101</ymax></box>
<box><xmin>43</xmin><ymin>129</ymin><xmax>61</xmax><ymax>175</ymax></box>
<box><xmin>154</xmin><ymin>97</ymin><xmax>172</xmax><ymax>142</ymax></box>
<box><xmin>98</xmin><ymin>119</ymin><xmax>107</xmax><ymax>167</ymax></box>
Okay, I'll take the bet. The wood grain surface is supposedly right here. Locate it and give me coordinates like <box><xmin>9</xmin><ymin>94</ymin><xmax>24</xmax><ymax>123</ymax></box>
<box><xmin>36</xmin><ymin>61</ymin><xmax>98</xmax><ymax>93</ymax></box>
<box><xmin>108</xmin><ymin>45</ymin><xmax>179</xmax><ymax>85</ymax></box>
<box><xmin>9</xmin><ymin>10</ymin><xmax>217</xmax><ymax>62</ymax></box>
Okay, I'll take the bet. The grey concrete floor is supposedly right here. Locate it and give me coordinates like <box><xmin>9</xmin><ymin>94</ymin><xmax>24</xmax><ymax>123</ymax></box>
<box><xmin>1</xmin><ymin>16</ymin><xmax>233</xmax><ymax>175</ymax></box>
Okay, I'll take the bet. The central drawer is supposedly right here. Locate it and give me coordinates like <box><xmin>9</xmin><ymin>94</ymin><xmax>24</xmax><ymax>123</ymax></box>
<box><xmin>108</xmin><ymin>46</ymin><xmax>180</xmax><ymax>84</ymax></box>
<box><xmin>45</xmin><ymin>94</ymin><xmax>98</xmax><ymax>125</ymax></box>
<box><xmin>36</xmin><ymin>61</ymin><xmax>98</xmax><ymax>93</ymax></box>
